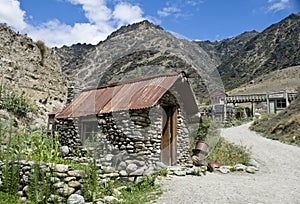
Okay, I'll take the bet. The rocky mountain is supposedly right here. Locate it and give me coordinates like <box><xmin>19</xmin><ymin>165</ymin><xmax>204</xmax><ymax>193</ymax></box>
<box><xmin>0</xmin><ymin>23</ymin><xmax>67</xmax><ymax>125</ymax></box>
<box><xmin>57</xmin><ymin>20</ymin><xmax>222</xmax><ymax>103</ymax></box>
<box><xmin>55</xmin><ymin>43</ymin><xmax>94</xmax><ymax>76</ymax></box>
<box><xmin>217</xmin><ymin>13</ymin><xmax>300</xmax><ymax>90</ymax></box>
<box><xmin>195</xmin><ymin>31</ymin><xmax>258</xmax><ymax>65</ymax></box>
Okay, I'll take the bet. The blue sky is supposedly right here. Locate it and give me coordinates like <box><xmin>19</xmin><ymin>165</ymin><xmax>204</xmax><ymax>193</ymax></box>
<box><xmin>0</xmin><ymin>0</ymin><xmax>299</xmax><ymax>47</ymax></box>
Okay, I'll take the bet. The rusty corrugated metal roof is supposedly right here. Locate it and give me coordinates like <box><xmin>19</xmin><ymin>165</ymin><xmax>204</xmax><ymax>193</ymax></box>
<box><xmin>56</xmin><ymin>71</ymin><xmax>197</xmax><ymax>118</ymax></box>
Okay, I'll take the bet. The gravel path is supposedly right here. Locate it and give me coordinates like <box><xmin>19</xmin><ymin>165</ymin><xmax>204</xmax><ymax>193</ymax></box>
<box><xmin>156</xmin><ymin>123</ymin><xmax>300</xmax><ymax>204</ymax></box>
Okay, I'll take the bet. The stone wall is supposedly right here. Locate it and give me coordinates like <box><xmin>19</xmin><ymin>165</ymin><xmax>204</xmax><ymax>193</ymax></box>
<box><xmin>0</xmin><ymin>159</ymin><xmax>167</xmax><ymax>203</ymax></box>
<box><xmin>56</xmin><ymin>118</ymin><xmax>82</xmax><ymax>156</ymax></box>
<box><xmin>56</xmin><ymin>106</ymin><xmax>192</xmax><ymax>166</ymax></box>
<box><xmin>0</xmin><ymin>161</ymin><xmax>85</xmax><ymax>202</ymax></box>
<box><xmin>55</xmin><ymin>94</ymin><xmax>193</xmax><ymax>171</ymax></box>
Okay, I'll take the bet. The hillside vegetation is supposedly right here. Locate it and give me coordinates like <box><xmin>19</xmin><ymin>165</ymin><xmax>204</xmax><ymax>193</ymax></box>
<box><xmin>0</xmin><ymin>23</ymin><xmax>67</xmax><ymax>125</ymax></box>
<box><xmin>250</xmin><ymin>90</ymin><xmax>300</xmax><ymax>146</ymax></box>
<box><xmin>228</xmin><ymin>65</ymin><xmax>300</xmax><ymax>95</ymax></box>
<box><xmin>217</xmin><ymin>13</ymin><xmax>300</xmax><ymax>90</ymax></box>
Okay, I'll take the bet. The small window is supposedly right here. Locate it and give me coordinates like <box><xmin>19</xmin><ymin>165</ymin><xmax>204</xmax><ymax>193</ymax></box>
<box><xmin>276</xmin><ymin>99</ymin><xmax>286</xmax><ymax>109</ymax></box>
<box><xmin>80</xmin><ymin>120</ymin><xmax>98</xmax><ymax>145</ymax></box>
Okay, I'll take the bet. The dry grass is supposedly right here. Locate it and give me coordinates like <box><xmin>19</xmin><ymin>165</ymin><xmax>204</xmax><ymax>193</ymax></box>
<box><xmin>250</xmin><ymin>91</ymin><xmax>300</xmax><ymax>146</ymax></box>
<box><xmin>229</xmin><ymin>65</ymin><xmax>300</xmax><ymax>95</ymax></box>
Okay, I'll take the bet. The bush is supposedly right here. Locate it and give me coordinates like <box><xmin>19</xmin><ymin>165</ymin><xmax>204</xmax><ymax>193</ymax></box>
<box><xmin>207</xmin><ymin>137</ymin><xmax>250</xmax><ymax>166</ymax></box>
<box><xmin>0</xmin><ymin>191</ymin><xmax>24</xmax><ymax>204</ymax></box>
<box><xmin>0</xmin><ymin>84</ymin><xmax>36</xmax><ymax>117</ymax></box>
<box><xmin>36</xmin><ymin>40</ymin><xmax>46</xmax><ymax>66</ymax></box>
<box><xmin>120</xmin><ymin>176</ymin><xmax>162</xmax><ymax>203</ymax></box>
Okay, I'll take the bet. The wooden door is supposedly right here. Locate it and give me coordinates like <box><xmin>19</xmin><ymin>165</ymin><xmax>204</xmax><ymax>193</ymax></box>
<box><xmin>161</xmin><ymin>106</ymin><xmax>178</xmax><ymax>166</ymax></box>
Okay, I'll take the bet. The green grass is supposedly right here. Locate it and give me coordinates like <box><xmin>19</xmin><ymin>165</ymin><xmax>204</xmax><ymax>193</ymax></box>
<box><xmin>0</xmin><ymin>191</ymin><xmax>34</xmax><ymax>204</ymax></box>
<box><xmin>119</xmin><ymin>176</ymin><xmax>162</xmax><ymax>204</ymax></box>
<box><xmin>207</xmin><ymin>137</ymin><xmax>251</xmax><ymax>166</ymax></box>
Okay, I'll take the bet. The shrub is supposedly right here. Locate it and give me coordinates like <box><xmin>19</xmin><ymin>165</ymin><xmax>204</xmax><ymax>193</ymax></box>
<box><xmin>27</xmin><ymin>163</ymin><xmax>53</xmax><ymax>203</ymax></box>
<box><xmin>36</xmin><ymin>40</ymin><xmax>46</xmax><ymax>66</ymax></box>
<box><xmin>0</xmin><ymin>191</ymin><xmax>24</xmax><ymax>204</ymax></box>
<box><xmin>155</xmin><ymin>167</ymin><xmax>168</xmax><ymax>177</ymax></box>
<box><xmin>120</xmin><ymin>176</ymin><xmax>162</xmax><ymax>203</ymax></box>
<box><xmin>207</xmin><ymin>137</ymin><xmax>250</xmax><ymax>166</ymax></box>
<box><xmin>0</xmin><ymin>84</ymin><xmax>36</xmax><ymax>117</ymax></box>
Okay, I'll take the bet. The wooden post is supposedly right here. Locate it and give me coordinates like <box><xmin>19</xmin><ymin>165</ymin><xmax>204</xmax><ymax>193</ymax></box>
<box><xmin>161</xmin><ymin>107</ymin><xmax>171</xmax><ymax>165</ymax></box>
<box><xmin>171</xmin><ymin>107</ymin><xmax>178</xmax><ymax>166</ymax></box>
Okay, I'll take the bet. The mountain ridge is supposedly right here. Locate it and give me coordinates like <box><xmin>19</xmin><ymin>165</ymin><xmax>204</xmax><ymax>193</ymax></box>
<box><xmin>216</xmin><ymin>13</ymin><xmax>300</xmax><ymax>90</ymax></box>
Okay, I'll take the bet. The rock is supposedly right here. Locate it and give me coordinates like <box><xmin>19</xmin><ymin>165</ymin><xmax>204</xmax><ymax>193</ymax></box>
<box><xmin>59</xmin><ymin>146</ymin><xmax>70</xmax><ymax>156</ymax></box>
<box><xmin>58</xmin><ymin>185</ymin><xmax>76</xmax><ymax>196</ymax></box>
<box><xmin>174</xmin><ymin>170</ymin><xmax>186</xmax><ymax>176</ymax></box>
<box><xmin>129</xmin><ymin>167</ymin><xmax>145</xmax><ymax>176</ymax></box>
<box><xmin>105</xmin><ymin>154</ymin><xmax>114</xmax><ymax>162</ymax></box>
<box><xmin>254</xmin><ymin>112</ymin><xmax>261</xmax><ymax>119</ymax></box>
<box><xmin>103</xmin><ymin>166</ymin><xmax>115</xmax><ymax>173</ymax></box>
<box><xmin>119</xmin><ymin>170</ymin><xmax>128</xmax><ymax>176</ymax></box>
<box><xmin>23</xmin><ymin>185</ymin><xmax>29</xmax><ymax>196</ymax></box>
<box><xmin>68</xmin><ymin>181</ymin><xmax>81</xmax><ymax>188</ymax></box>
<box><xmin>249</xmin><ymin>159</ymin><xmax>260</xmax><ymax>168</ymax></box>
<box><xmin>246</xmin><ymin>166</ymin><xmax>258</xmax><ymax>174</ymax></box>
<box><xmin>54</xmin><ymin>172</ymin><xmax>68</xmax><ymax>178</ymax></box>
<box><xmin>17</xmin><ymin>191</ymin><xmax>24</xmax><ymax>197</ymax></box>
<box><xmin>218</xmin><ymin>166</ymin><xmax>231</xmax><ymax>174</ymax></box>
<box><xmin>48</xmin><ymin>194</ymin><xmax>64</xmax><ymax>203</ymax></box>
<box><xmin>65</xmin><ymin>177</ymin><xmax>76</xmax><ymax>182</ymax></box>
<box><xmin>155</xmin><ymin>162</ymin><xmax>167</xmax><ymax>170</ymax></box>
<box><xmin>68</xmin><ymin>170</ymin><xmax>84</xmax><ymax>178</ymax></box>
<box><xmin>113</xmin><ymin>188</ymin><xmax>122</xmax><ymax>196</ymax></box>
<box><xmin>54</xmin><ymin>182</ymin><xmax>66</xmax><ymax>189</ymax></box>
<box><xmin>143</xmin><ymin>166</ymin><xmax>155</xmax><ymax>176</ymax></box>
<box><xmin>67</xmin><ymin>194</ymin><xmax>85</xmax><ymax>204</ymax></box>
<box><xmin>126</xmin><ymin>163</ymin><xmax>138</xmax><ymax>173</ymax></box>
<box><xmin>234</xmin><ymin>164</ymin><xmax>247</xmax><ymax>171</ymax></box>
<box><xmin>134</xmin><ymin>160</ymin><xmax>146</xmax><ymax>167</ymax></box>
<box><xmin>54</xmin><ymin>164</ymin><xmax>69</xmax><ymax>173</ymax></box>
<box><xmin>168</xmin><ymin>166</ymin><xmax>181</xmax><ymax>172</ymax></box>
<box><xmin>104</xmin><ymin>196</ymin><xmax>119</xmax><ymax>203</ymax></box>
<box><xmin>117</xmin><ymin>161</ymin><xmax>127</xmax><ymax>171</ymax></box>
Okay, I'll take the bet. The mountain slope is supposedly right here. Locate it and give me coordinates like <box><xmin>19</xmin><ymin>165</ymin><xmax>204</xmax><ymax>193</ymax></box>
<box><xmin>195</xmin><ymin>31</ymin><xmax>258</xmax><ymax>65</ymax></box>
<box><xmin>0</xmin><ymin>23</ymin><xmax>67</xmax><ymax>124</ymax></box>
<box><xmin>217</xmin><ymin>13</ymin><xmax>300</xmax><ymax>90</ymax></box>
<box><xmin>229</xmin><ymin>65</ymin><xmax>300</xmax><ymax>95</ymax></box>
<box><xmin>55</xmin><ymin>43</ymin><xmax>94</xmax><ymax>76</ymax></box>
<box><xmin>60</xmin><ymin>20</ymin><xmax>222</xmax><ymax>103</ymax></box>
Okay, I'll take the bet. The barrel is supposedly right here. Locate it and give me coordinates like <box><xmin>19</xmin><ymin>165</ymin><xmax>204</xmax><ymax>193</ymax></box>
<box><xmin>192</xmin><ymin>141</ymin><xmax>209</xmax><ymax>160</ymax></box>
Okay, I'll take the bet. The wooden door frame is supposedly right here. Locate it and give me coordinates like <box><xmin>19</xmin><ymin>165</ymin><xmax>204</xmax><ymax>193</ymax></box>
<box><xmin>161</xmin><ymin>106</ymin><xmax>178</xmax><ymax>166</ymax></box>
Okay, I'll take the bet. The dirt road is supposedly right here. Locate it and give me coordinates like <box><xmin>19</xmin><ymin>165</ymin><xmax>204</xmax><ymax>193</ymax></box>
<box><xmin>156</xmin><ymin>123</ymin><xmax>300</xmax><ymax>204</ymax></box>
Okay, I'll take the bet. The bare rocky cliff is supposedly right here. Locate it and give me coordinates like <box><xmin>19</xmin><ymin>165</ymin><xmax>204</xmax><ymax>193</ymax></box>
<box><xmin>0</xmin><ymin>23</ymin><xmax>67</xmax><ymax>125</ymax></box>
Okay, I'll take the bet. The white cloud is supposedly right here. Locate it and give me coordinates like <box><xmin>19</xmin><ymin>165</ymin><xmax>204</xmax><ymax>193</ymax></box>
<box><xmin>25</xmin><ymin>20</ymin><xmax>109</xmax><ymax>47</ymax></box>
<box><xmin>113</xmin><ymin>2</ymin><xmax>144</xmax><ymax>26</ymax></box>
<box><xmin>0</xmin><ymin>0</ymin><xmax>27</xmax><ymax>30</ymax></box>
<box><xmin>67</xmin><ymin>0</ymin><xmax>112</xmax><ymax>24</ymax></box>
<box><xmin>186</xmin><ymin>0</ymin><xmax>204</xmax><ymax>6</ymax></box>
<box><xmin>158</xmin><ymin>6</ymin><xmax>181</xmax><ymax>17</ymax></box>
<box><xmin>267</xmin><ymin>0</ymin><xmax>290</xmax><ymax>12</ymax></box>
<box><xmin>0</xmin><ymin>0</ymin><xmax>149</xmax><ymax>47</ymax></box>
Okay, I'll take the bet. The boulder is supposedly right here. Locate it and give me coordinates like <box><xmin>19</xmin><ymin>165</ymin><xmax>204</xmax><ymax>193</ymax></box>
<box><xmin>67</xmin><ymin>194</ymin><xmax>85</xmax><ymax>204</ymax></box>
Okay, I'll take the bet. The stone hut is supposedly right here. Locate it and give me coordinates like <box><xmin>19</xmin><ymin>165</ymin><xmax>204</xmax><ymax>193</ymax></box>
<box><xmin>55</xmin><ymin>71</ymin><xmax>199</xmax><ymax>166</ymax></box>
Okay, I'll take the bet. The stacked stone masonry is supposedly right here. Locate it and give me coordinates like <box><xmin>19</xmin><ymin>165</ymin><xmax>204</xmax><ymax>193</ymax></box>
<box><xmin>56</xmin><ymin>92</ymin><xmax>193</xmax><ymax>171</ymax></box>
<box><xmin>0</xmin><ymin>159</ymin><xmax>167</xmax><ymax>202</ymax></box>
